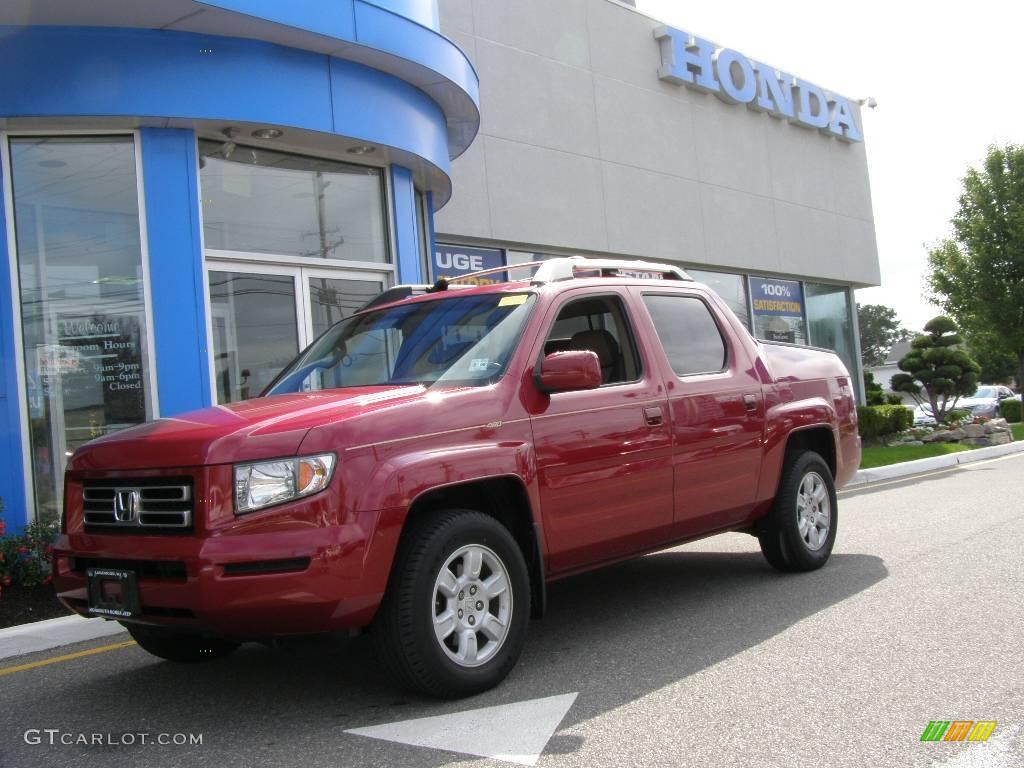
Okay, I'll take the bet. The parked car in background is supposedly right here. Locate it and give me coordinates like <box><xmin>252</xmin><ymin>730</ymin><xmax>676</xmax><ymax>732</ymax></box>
<box><xmin>958</xmin><ymin>385</ymin><xmax>1015</xmax><ymax>418</ymax></box>
<box><xmin>912</xmin><ymin>403</ymin><xmax>937</xmax><ymax>426</ymax></box>
<box><xmin>911</xmin><ymin>386</ymin><xmax>1015</xmax><ymax>426</ymax></box>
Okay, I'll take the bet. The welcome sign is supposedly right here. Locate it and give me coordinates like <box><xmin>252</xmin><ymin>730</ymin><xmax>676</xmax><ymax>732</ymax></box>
<box><xmin>654</xmin><ymin>26</ymin><xmax>862</xmax><ymax>143</ymax></box>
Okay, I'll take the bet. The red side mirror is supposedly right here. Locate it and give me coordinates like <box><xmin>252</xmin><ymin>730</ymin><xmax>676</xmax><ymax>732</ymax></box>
<box><xmin>537</xmin><ymin>351</ymin><xmax>602</xmax><ymax>393</ymax></box>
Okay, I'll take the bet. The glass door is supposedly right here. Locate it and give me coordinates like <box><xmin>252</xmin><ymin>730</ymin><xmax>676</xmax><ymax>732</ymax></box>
<box><xmin>206</xmin><ymin>263</ymin><xmax>385</xmax><ymax>404</ymax></box>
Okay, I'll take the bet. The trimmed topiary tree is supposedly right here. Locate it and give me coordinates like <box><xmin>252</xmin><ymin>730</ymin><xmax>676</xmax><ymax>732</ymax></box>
<box><xmin>864</xmin><ymin>371</ymin><xmax>886</xmax><ymax>406</ymax></box>
<box><xmin>890</xmin><ymin>316</ymin><xmax>981</xmax><ymax>424</ymax></box>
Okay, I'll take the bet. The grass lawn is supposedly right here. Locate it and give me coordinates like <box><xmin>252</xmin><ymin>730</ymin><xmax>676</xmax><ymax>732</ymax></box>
<box><xmin>860</xmin><ymin>442</ymin><xmax>971</xmax><ymax>469</ymax></box>
<box><xmin>860</xmin><ymin>422</ymin><xmax>1022</xmax><ymax>469</ymax></box>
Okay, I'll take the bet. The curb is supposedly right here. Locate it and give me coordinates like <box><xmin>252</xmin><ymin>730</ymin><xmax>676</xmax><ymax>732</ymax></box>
<box><xmin>0</xmin><ymin>614</ymin><xmax>127</xmax><ymax>662</ymax></box>
<box><xmin>846</xmin><ymin>439</ymin><xmax>1024</xmax><ymax>488</ymax></box>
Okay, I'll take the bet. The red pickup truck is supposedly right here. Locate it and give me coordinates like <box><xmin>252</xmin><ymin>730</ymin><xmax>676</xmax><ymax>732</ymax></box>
<box><xmin>54</xmin><ymin>257</ymin><xmax>859</xmax><ymax>697</ymax></box>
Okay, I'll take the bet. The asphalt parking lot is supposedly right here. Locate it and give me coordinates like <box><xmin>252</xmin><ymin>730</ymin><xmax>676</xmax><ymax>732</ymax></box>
<box><xmin>2</xmin><ymin>453</ymin><xmax>1022</xmax><ymax>768</ymax></box>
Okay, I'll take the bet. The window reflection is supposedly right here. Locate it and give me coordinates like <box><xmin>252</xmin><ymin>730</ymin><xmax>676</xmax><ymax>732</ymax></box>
<box><xmin>10</xmin><ymin>136</ymin><xmax>152</xmax><ymax>522</ymax></box>
<box><xmin>208</xmin><ymin>272</ymin><xmax>299</xmax><ymax>404</ymax></box>
<box><xmin>805</xmin><ymin>282</ymin><xmax>857</xmax><ymax>389</ymax></box>
<box><xmin>198</xmin><ymin>141</ymin><xmax>388</xmax><ymax>262</ymax></box>
<box><xmin>688</xmin><ymin>268</ymin><xmax>751</xmax><ymax>329</ymax></box>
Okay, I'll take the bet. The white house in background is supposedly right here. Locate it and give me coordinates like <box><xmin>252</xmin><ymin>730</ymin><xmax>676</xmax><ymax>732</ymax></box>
<box><xmin>867</xmin><ymin>341</ymin><xmax>915</xmax><ymax>403</ymax></box>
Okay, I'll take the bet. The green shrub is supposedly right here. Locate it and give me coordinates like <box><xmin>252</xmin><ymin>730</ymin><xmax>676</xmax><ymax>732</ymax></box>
<box><xmin>1001</xmin><ymin>398</ymin><xmax>1022</xmax><ymax>423</ymax></box>
<box><xmin>946</xmin><ymin>409</ymin><xmax>971</xmax><ymax>425</ymax></box>
<box><xmin>885</xmin><ymin>393</ymin><xmax>904</xmax><ymax>405</ymax></box>
<box><xmin>857</xmin><ymin>404</ymin><xmax>913</xmax><ymax>439</ymax></box>
<box><xmin>864</xmin><ymin>372</ymin><xmax>886</xmax><ymax>405</ymax></box>
<box><xmin>0</xmin><ymin>512</ymin><xmax>59</xmax><ymax>596</ymax></box>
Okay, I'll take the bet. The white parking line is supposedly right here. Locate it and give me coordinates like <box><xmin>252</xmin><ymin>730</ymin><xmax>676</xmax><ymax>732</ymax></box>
<box><xmin>345</xmin><ymin>692</ymin><xmax>578</xmax><ymax>766</ymax></box>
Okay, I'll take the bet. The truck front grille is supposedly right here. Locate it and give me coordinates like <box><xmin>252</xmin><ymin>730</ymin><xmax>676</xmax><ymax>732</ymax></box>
<box><xmin>82</xmin><ymin>479</ymin><xmax>193</xmax><ymax>532</ymax></box>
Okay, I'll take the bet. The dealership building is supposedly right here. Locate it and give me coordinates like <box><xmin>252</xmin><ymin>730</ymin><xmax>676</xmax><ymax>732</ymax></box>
<box><xmin>0</xmin><ymin>0</ymin><xmax>879</xmax><ymax>527</ymax></box>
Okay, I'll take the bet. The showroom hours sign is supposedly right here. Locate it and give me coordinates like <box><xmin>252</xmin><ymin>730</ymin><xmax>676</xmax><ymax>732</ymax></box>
<box><xmin>44</xmin><ymin>313</ymin><xmax>149</xmax><ymax>434</ymax></box>
<box><xmin>57</xmin><ymin>317</ymin><xmax>144</xmax><ymax>392</ymax></box>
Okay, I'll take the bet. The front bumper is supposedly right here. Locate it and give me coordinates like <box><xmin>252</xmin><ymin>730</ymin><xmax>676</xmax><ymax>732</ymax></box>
<box><xmin>52</xmin><ymin>514</ymin><xmax>387</xmax><ymax>640</ymax></box>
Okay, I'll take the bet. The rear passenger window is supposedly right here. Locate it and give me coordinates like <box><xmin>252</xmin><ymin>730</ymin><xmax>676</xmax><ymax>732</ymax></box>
<box><xmin>643</xmin><ymin>295</ymin><xmax>727</xmax><ymax>376</ymax></box>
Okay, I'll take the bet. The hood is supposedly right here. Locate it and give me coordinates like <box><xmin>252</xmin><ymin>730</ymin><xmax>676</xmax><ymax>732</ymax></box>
<box><xmin>68</xmin><ymin>386</ymin><xmax>427</xmax><ymax>471</ymax></box>
<box><xmin>956</xmin><ymin>396</ymin><xmax>996</xmax><ymax>408</ymax></box>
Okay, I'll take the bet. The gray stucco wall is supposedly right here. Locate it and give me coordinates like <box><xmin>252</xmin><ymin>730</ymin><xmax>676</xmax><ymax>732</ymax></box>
<box><xmin>435</xmin><ymin>0</ymin><xmax>881</xmax><ymax>287</ymax></box>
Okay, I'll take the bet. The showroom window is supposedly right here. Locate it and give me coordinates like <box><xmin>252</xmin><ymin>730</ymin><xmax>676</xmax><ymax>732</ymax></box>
<box><xmin>805</xmin><ymin>282</ymin><xmax>858</xmax><ymax>392</ymax></box>
<box><xmin>198</xmin><ymin>140</ymin><xmax>388</xmax><ymax>263</ymax></box>
<box><xmin>8</xmin><ymin>136</ymin><xmax>154</xmax><ymax>521</ymax></box>
<box><xmin>687</xmin><ymin>269</ymin><xmax>750</xmax><ymax>330</ymax></box>
<box><xmin>198</xmin><ymin>141</ymin><xmax>393</xmax><ymax>404</ymax></box>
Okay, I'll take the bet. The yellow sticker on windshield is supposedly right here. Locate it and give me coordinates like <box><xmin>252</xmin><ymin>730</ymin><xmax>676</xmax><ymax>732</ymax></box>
<box><xmin>499</xmin><ymin>295</ymin><xmax>528</xmax><ymax>307</ymax></box>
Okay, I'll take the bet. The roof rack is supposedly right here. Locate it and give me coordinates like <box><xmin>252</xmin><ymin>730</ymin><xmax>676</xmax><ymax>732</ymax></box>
<box><xmin>531</xmin><ymin>256</ymin><xmax>692</xmax><ymax>284</ymax></box>
<box><xmin>360</xmin><ymin>257</ymin><xmax>693</xmax><ymax>311</ymax></box>
<box><xmin>439</xmin><ymin>256</ymin><xmax>692</xmax><ymax>287</ymax></box>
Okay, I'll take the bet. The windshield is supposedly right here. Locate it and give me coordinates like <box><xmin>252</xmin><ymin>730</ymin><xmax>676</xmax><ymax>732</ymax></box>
<box><xmin>265</xmin><ymin>292</ymin><xmax>536</xmax><ymax>396</ymax></box>
<box><xmin>972</xmin><ymin>387</ymin><xmax>997</xmax><ymax>399</ymax></box>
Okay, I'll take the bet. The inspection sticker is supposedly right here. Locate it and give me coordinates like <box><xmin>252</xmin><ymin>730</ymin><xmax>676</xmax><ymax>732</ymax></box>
<box><xmin>498</xmin><ymin>294</ymin><xmax>529</xmax><ymax>307</ymax></box>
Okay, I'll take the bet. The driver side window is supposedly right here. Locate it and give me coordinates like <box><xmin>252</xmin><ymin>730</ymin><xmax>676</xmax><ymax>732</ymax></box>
<box><xmin>544</xmin><ymin>295</ymin><xmax>641</xmax><ymax>385</ymax></box>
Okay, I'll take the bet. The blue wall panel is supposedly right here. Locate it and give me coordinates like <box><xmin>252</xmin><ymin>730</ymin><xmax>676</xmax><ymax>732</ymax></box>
<box><xmin>0</xmin><ymin>159</ymin><xmax>29</xmax><ymax>528</ymax></box>
<box><xmin>140</xmin><ymin>128</ymin><xmax>212</xmax><ymax>417</ymax></box>
<box><xmin>390</xmin><ymin>166</ymin><xmax>424</xmax><ymax>284</ymax></box>
<box><xmin>0</xmin><ymin>27</ymin><xmax>451</xmax><ymax>176</ymax></box>
<box><xmin>362</xmin><ymin>0</ymin><xmax>440</xmax><ymax>31</ymax></box>
<box><xmin>198</xmin><ymin>0</ymin><xmax>357</xmax><ymax>39</ymax></box>
<box><xmin>354</xmin><ymin>2</ymin><xmax>478</xmax><ymax>107</ymax></box>
<box><xmin>424</xmin><ymin>191</ymin><xmax>437</xmax><ymax>280</ymax></box>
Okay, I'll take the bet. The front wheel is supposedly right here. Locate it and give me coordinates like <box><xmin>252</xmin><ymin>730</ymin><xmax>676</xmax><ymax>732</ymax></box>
<box><xmin>758</xmin><ymin>451</ymin><xmax>838</xmax><ymax>572</ymax></box>
<box><xmin>122</xmin><ymin>623</ymin><xmax>240</xmax><ymax>663</ymax></box>
<box><xmin>373</xmin><ymin>509</ymin><xmax>530</xmax><ymax>698</ymax></box>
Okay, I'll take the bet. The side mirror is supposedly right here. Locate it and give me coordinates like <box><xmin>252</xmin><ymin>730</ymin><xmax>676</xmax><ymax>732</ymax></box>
<box><xmin>537</xmin><ymin>350</ymin><xmax>602</xmax><ymax>393</ymax></box>
<box><xmin>998</xmin><ymin>392</ymin><xmax>1009</xmax><ymax>400</ymax></box>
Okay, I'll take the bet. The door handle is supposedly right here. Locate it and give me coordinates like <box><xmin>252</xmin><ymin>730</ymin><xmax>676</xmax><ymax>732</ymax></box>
<box><xmin>744</xmin><ymin>394</ymin><xmax>759</xmax><ymax>412</ymax></box>
<box><xmin>643</xmin><ymin>406</ymin><xmax>664</xmax><ymax>426</ymax></box>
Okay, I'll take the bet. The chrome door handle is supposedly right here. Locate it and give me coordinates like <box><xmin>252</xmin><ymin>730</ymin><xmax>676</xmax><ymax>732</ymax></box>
<box><xmin>643</xmin><ymin>406</ymin><xmax>664</xmax><ymax>426</ymax></box>
<box><xmin>744</xmin><ymin>394</ymin><xmax>759</xmax><ymax>412</ymax></box>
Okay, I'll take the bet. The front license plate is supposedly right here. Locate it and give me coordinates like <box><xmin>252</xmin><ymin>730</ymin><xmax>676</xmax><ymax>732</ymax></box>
<box><xmin>86</xmin><ymin>568</ymin><xmax>140</xmax><ymax>618</ymax></box>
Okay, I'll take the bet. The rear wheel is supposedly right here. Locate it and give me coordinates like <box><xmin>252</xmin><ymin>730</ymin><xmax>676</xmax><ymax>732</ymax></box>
<box><xmin>373</xmin><ymin>509</ymin><xmax>530</xmax><ymax>698</ymax></box>
<box><xmin>123</xmin><ymin>623</ymin><xmax>239</xmax><ymax>663</ymax></box>
<box><xmin>758</xmin><ymin>451</ymin><xmax>837</xmax><ymax>572</ymax></box>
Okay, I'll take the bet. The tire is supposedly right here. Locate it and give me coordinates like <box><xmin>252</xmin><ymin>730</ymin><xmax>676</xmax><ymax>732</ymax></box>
<box><xmin>373</xmin><ymin>509</ymin><xmax>531</xmax><ymax>698</ymax></box>
<box><xmin>123</xmin><ymin>623</ymin><xmax>240</xmax><ymax>663</ymax></box>
<box><xmin>757</xmin><ymin>451</ymin><xmax>838</xmax><ymax>572</ymax></box>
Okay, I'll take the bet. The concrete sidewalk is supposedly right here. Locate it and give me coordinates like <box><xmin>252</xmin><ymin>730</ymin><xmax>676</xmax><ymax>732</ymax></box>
<box><xmin>3</xmin><ymin>439</ymin><xmax>1022</xmax><ymax>664</ymax></box>
<box><xmin>0</xmin><ymin>613</ymin><xmax>126</xmax><ymax>662</ymax></box>
<box><xmin>846</xmin><ymin>437</ymin><xmax>1024</xmax><ymax>488</ymax></box>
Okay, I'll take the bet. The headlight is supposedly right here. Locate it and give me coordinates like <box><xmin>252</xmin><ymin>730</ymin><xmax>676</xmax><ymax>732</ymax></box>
<box><xmin>234</xmin><ymin>453</ymin><xmax>336</xmax><ymax>514</ymax></box>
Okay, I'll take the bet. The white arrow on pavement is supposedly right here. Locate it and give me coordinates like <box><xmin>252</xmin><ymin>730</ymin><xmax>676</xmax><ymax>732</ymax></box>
<box><xmin>345</xmin><ymin>692</ymin><xmax>579</xmax><ymax>766</ymax></box>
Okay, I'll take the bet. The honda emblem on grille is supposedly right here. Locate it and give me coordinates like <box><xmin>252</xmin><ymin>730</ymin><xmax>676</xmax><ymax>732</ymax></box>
<box><xmin>113</xmin><ymin>490</ymin><xmax>140</xmax><ymax>522</ymax></box>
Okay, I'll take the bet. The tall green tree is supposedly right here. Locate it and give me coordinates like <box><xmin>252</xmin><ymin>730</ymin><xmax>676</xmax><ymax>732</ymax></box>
<box><xmin>891</xmin><ymin>316</ymin><xmax>980</xmax><ymax>423</ymax></box>
<box><xmin>927</xmin><ymin>144</ymin><xmax>1024</xmax><ymax>389</ymax></box>
<box><xmin>856</xmin><ymin>303</ymin><xmax>913</xmax><ymax>367</ymax></box>
<box><xmin>966</xmin><ymin>331</ymin><xmax>1018</xmax><ymax>383</ymax></box>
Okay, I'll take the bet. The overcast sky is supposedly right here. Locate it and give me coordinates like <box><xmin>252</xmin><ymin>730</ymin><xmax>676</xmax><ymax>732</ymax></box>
<box><xmin>639</xmin><ymin>0</ymin><xmax>1023</xmax><ymax>332</ymax></box>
